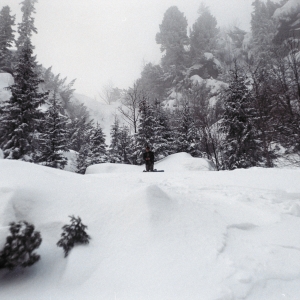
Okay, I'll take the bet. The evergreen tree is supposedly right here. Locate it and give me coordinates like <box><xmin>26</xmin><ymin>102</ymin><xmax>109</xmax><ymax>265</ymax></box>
<box><xmin>109</xmin><ymin>117</ymin><xmax>122</xmax><ymax>163</ymax></box>
<box><xmin>59</xmin><ymin>78</ymin><xmax>76</xmax><ymax>110</ymax></box>
<box><xmin>153</xmin><ymin>101</ymin><xmax>174</xmax><ymax>159</ymax></box>
<box><xmin>90</xmin><ymin>122</ymin><xmax>107</xmax><ymax>165</ymax></box>
<box><xmin>190</xmin><ymin>4</ymin><xmax>219</xmax><ymax>64</ymax></box>
<box><xmin>221</xmin><ymin>67</ymin><xmax>262</xmax><ymax>169</ymax></box>
<box><xmin>75</xmin><ymin>120</ymin><xmax>94</xmax><ymax>174</ymax></box>
<box><xmin>156</xmin><ymin>6</ymin><xmax>189</xmax><ymax>87</ymax></box>
<box><xmin>0</xmin><ymin>221</ymin><xmax>42</xmax><ymax>270</ymax></box>
<box><xmin>16</xmin><ymin>0</ymin><xmax>37</xmax><ymax>51</ymax></box>
<box><xmin>250</xmin><ymin>0</ymin><xmax>280</xmax><ymax>58</ymax></box>
<box><xmin>69</xmin><ymin>115</ymin><xmax>93</xmax><ymax>152</ymax></box>
<box><xmin>135</xmin><ymin>98</ymin><xmax>156</xmax><ymax>164</ymax></box>
<box><xmin>175</xmin><ymin>103</ymin><xmax>201</xmax><ymax>156</ymax></box>
<box><xmin>119</xmin><ymin>125</ymin><xmax>132</xmax><ymax>164</ymax></box>
<box><xmin>38</xmin><ymin>82</ymin><xmax>70</xmax><ymax>169</ymax></box>
<box><xmin>76</xmin><ymin>122</ymin><xmax>107</xmax><ymax>173</ymax></box>
<box><xmin>57</xmin><ymin>216</ymin><xmax>91</xmax><ymax>257</ymax></box>
<box><xmin>76</xmin><ymin>141</ymin><xmax>91</xmax><ymax>174</ymax></box>
<box><xmin>0</xmin><ymin>6</ymin><xmax>15</xmax><ymax>69</ymax></box>
<box><xmin>139</xmin><ymin>63</ymin><xmax>166</xmax><ymax>103</ymax></box>
<box><xmin>0</xmin><ymin>38</ymin><xmax>48</xmax><ymax>160</ymax></box>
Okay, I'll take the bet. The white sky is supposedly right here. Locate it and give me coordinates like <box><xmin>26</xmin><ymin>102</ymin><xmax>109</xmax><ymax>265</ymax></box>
<box><xmin>1</xmin><ymin>0</ymin><xmax>256</xmax><ymax>98</ymax></box>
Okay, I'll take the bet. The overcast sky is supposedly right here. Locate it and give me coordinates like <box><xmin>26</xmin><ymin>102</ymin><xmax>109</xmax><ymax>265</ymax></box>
<box><xmin>1</xmin><ymin>0</ymin><xmax>257</xmax><ymax>98</ymax></box>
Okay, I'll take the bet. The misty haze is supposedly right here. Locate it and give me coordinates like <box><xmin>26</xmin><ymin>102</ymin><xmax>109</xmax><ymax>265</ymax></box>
<box><xmin>0</xmin><ymin>0</ymin><xmax>300</xmax><ymax>299</ymax></box>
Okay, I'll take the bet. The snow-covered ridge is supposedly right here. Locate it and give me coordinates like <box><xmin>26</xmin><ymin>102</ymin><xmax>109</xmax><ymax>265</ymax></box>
<box><xmin>1</xmin><ymin>155</ymin><xmax>300</xmax><ymax>299</ymax></box>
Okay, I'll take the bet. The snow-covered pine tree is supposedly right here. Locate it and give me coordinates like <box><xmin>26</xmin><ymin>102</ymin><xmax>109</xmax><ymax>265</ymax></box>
<box><xmin>75</xmin><ymin>121</ymin><xmax>93</xmax><ymax>174</ymax></box>
<box><xmin>89</xmin><ymin>122</ymin><xmax>107</xmax><ymax>165</ymax></box>
<box><xmin>0</xmin><ymin>221</ymin><xmax>42</xmax><ymax>270</ymax></box>
<box><xmin>76</xmin><ymin>142</ymin><xmax>91</xmax><ymax>174</ymax></box>
<box><xmin>152</xmin><ymin>101</ymin><xmax>174</xmax><ymax>159</ymax></box>
<box><xmin>175</xmin><ymin>102</ymin><xmax>201</xmax><ymax>157</ymax></box>
<box><xmin>57</xmin><ymin>216</ymin><xmax>91</xmax><ymax>257</ymax></box>
<box><xmin>0</xmin><ymin>38</ymin><xmax>48</xmax><ymax>160</ymax></box>
<box><xmin>109</xmin><ymin>117</ymin><xmax>122</xmax><ymax>163</ymax></box>
<box><xmin>135</xmin><ymin>97</ymin><xmax>156</xmax><ymax>164</ymax></box>
<box><xmin>156</xmin><ymin>6</ymin><xmax>189</xmax><ymax>88</ymax></box>
<box><xmin>15</xmin><ymin>0</ymin><xmax>37</xmax><ymax>52</ymax></box>
<box><xmin>76</xmin><ymin>122</ymin><xmax>107</xmax><ymax>174</ymax></box>
<box><xmin>38</xmin><ymin>81</ymin><xmax>70</xmax><ymax>169</ymax></box>
<box><xmin>138</xmin><ymin>63</ymin><xmax>166</xmax><ymax>103</ymax></box>
<box><xmin>0</xmin><ymin>6</ymin><xmax>15</xmax><ymax>69</ymax></box>
<box><xmin>119</xmin><ymin>125</ymin><xmax>132</xmax><ymax>164</ymax></box>
<box><xmin>69</xmin><ymin>116</ymin><xmax>93</xmax><ymax>152</ymax></box>
<box><xmin>189</xmin><ymin>4</ymin><xmax>219</xmax><ymax>63</ymax></box>
<box><xmin>221</xmin><ymin>67</ymin><xmax>262</xmax><ymax>170</ymax></box>
<box><xmin>250</xmin><ymin>0</ymin><xmax>280</xmax><ymax>58</ymax></box>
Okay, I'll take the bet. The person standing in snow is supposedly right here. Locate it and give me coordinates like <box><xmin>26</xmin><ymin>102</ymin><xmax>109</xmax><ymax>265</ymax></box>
<box><xmin>143</xmin><ymin>146</ymin><xmax>154</xmax><ymax>171</ymax></box>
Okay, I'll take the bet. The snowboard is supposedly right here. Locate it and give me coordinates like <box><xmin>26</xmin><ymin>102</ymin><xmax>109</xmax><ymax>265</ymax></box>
<box><xmin>143</xmin><ymin>169</ymin><xmax>164</xmax><ymax>172</ymax></box>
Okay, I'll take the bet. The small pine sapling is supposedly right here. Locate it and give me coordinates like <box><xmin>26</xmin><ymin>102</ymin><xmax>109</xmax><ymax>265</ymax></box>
<box><xmin>0</xmin><ymin>221</ymin><xmax>42</xmax><ymax>270</ymax></box>
<box><xmin>57</xmin><ymin>215</ymin><xmax>91</xmax><ymax>257</ymax></box>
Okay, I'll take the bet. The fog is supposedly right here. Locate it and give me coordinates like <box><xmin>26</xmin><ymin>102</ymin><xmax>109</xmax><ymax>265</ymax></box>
<box><xmin>1</xmin><ymin>0</ymin><xmax>256</xmax><ymax>98</ymax></box>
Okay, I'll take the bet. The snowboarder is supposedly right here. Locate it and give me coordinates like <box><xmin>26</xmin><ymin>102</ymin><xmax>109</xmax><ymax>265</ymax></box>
<box><xmin>143</xmin><ymin>146</ymin><xmax>154</xmax><ymax>172</ymax></box>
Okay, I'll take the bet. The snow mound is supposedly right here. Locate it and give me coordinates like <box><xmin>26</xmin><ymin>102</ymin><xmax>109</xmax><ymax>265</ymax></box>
<box><xmin>156</xmin><ymin>152</ymin><xmax>216</xmax><ymax>172</ymax></box>
<box><xmin>86</xmin><ymin>162</ymin><xmax>142</xmax><ymax>174</ymax></box>
<box><xmin>86</xmin><ymin>153</ymin><xmax>215</xmax><ymax>174</ymax></box>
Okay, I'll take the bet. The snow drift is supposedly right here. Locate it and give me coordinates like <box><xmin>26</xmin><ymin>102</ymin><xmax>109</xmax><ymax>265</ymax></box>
<box><xmin>1</xmin><ymin>156</ymin><xmax>300</xmax><ymax>299</ymax></box>
<box><xmin>86</xmin><ymin>152</ymin><xmax>215</xmax><ymax>174</ymax></box>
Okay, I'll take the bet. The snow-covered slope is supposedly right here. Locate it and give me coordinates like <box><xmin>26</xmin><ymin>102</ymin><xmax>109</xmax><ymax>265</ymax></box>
<box><xmin>0</xmin><ymin>73</ymin><xmax>13</xmax><ymax>102</ymax></box>
<box><xmin>73</xmin><ymin>93</ymin><xmax>125</xmax><ymax>143</ymax></box>
<box><xmin>1</xmin><ymin>154</ymin><xmax>300</xmax><ymax>299</ymax></box>
<box><xmin>274</xmin><ymin>0</ymin><xmax>300</xmax><ymax>19</ymax></box>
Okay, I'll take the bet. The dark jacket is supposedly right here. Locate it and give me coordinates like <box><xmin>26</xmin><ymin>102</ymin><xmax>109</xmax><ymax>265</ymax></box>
<box><xmin>143</xmin><ymin>151</ymin><xmax>154</xmax><ymax>165</ymax></box>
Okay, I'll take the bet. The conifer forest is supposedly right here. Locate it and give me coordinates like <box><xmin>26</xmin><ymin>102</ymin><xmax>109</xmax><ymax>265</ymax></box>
<box><xmin>0</xmin><ymin>0</ymin><xmax>300</xmax><ymax>173</ymax></box>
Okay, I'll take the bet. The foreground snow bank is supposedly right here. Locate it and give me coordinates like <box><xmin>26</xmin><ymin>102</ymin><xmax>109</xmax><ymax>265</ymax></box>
<box><xmin>1</xmin><ymin>158</ymin><xmax>300</xmax><ymax>299</ymax></box>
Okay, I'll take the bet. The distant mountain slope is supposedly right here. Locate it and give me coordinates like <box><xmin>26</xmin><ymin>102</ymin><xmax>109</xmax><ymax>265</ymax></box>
<box><xmin>72</xmin><ymin>93</ymin><xmax>126</xmax><ymax>144</ymax></box>
<box><xmin>0</xmin><ymin>74</ymin><xmax>125</xmax><ymax>145</ymax></box>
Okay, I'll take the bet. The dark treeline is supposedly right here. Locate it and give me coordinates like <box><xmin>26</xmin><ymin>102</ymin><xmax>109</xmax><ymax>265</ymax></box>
<box><xmin>0</xmin><ymin>0</ymin><xmax>299</xmax><ymax>173</ymax></box>
<box><xmin>0</xmin><ymin>0</ymin><xmax>107</xmax><ymax>173</ymax></box>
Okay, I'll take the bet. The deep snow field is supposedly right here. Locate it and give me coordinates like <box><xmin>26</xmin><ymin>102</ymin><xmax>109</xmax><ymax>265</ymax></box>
<box><xmin>1</xmin><ymin>153</ymin><xmax>300</xmax><ymax>300</ymax></box>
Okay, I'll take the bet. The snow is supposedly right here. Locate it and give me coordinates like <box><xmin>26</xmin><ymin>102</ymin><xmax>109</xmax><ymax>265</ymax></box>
<box><xmin>204</xmin><ymin>52</ymin><xmax>214</xmax><ymax>60</ymax></box>
<box><xmin>0</xmin><ymin>73</ymin><xmax>13</xmax><ymax>102</ymax></box>
<box><xmin>1</xmin><ymin>155</ymin><xmax>300</xmax><ymax>299</ymax></box>
<box><xmin>273</xmin><ymin>0</ymin><xmax>300</xmax><ymax>19</ymax></box>
<box><xmin>190</xmin><ymin>75</ymin><xmax>227</xmax><ymax>94</ymax></box>
<box><xmin>87</xmin><ymin>153</ymin><xmax>215</xmax><ymax>174</ymax></box>
<box><xmin>63</xmin><ymin>150</ymin><xmax>78</xmax><ymax>172</ymax></box>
